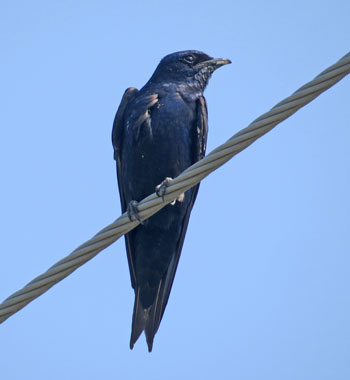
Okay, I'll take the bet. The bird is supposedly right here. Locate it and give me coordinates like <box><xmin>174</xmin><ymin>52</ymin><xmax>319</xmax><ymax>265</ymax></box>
<box><xmin>112</xmin><ymin>50</ymin><xmax>231</xmax><ymax>351</ymax></box>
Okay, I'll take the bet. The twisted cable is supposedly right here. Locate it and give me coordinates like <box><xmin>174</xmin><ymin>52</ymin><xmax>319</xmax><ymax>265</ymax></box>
<box><xmin>1</xmin><ymin>52</ymin><xmax>349</xmax><ymax>324</ymax></box>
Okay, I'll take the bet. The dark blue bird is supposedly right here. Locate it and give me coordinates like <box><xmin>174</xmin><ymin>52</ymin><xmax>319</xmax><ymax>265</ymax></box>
<box><xmin>112</xmin><ymin>50</ymin><xmax>231</xmax><ymax>351</ymax></box>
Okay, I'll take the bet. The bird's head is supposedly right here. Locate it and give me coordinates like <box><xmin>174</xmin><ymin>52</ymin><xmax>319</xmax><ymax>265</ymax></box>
<box><xmin>148</xmin><ymin>50</ymin><xmax>231</xmax><ymax>92</ymax></box>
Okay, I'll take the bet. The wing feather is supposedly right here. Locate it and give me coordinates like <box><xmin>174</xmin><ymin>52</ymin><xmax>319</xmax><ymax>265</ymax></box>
<box><xmin>150</xmin><ymin>95</ymin><xmax>209</xmax><ymax>328</ymax></box>
<box><xmin>112</xmin><ymin>87</ymin><xmax>139</xmax><ymax>286</ymax></box>
<box><xmin>112</xmin><ymin>88</ymin><xmax>159</xmax><ymax>289</ymax></box>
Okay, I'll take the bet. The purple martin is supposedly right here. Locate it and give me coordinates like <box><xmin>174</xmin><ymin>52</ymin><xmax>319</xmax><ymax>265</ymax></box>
<box><xmin>112</xmin><ymin>50</ymin><xmax>231</xmax><ymax>351</ymax></box>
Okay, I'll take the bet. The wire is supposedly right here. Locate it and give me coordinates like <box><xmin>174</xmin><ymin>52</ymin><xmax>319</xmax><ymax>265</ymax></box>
<box><xmin>0</xmin><ymin>52</ymin><xmax>349</xmax><ymax>324</ymax></box>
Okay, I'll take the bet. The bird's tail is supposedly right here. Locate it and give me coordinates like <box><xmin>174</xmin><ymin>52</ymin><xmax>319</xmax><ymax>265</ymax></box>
<box><xmin>130</xmin><ymin>279</ymin><xmax>170</xmax><ymax>352</ymax></box>
<box><xmin>130</xmin><ymin>252</ymin><xmax>179</xmax><ymax>351</ymax></box>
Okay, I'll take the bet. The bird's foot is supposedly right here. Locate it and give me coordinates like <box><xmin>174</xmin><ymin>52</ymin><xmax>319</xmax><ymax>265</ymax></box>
<box><xmin>155</xmin><ymin>177</ymin><xmax>174</xmax><ymax>201</ymax></box>
<box><xmin>127</xmin><ymin>200</ymin><xmax>143</xmax><ymax>224</ymax></box>
<box><xmin>175</xmin><ymin>193</ymin><xmax>185</xmax><ymax>203</ymax></box>
<box><xmin>155</xmin><ymin>177</ymin><xmax>185</xmax><ymax>204</ymax></box>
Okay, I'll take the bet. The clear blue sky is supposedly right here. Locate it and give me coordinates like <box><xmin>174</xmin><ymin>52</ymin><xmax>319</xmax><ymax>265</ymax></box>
<box><xmin>1</xmin><ymin>1</ymin><xmax>349</xmax><ymax>379</ymax></box>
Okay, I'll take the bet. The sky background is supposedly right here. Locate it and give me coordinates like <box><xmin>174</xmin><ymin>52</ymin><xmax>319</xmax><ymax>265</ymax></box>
<box><xmin>1</xmin><ymin>1</ymin><xmax>349</xmax><ymax>379</ymax></box>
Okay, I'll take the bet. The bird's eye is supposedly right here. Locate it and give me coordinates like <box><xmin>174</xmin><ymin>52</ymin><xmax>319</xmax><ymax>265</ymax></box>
<box><xmin>183</xmin><ymin>55</ymin><xmax>195</xmax><ymax>64</ymax></box>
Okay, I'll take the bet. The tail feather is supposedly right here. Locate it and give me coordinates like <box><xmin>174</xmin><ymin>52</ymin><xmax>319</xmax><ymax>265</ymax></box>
<box><xmin>130</xmin><ymin>280</ymin><xmax>167</xmax><ymax>352</ymax></box>
<box><xmin>130</xmin><ymin>255</ymin><xmax>178</xmax><ymax>351</ymax></box>
<box><xmin>144</xmin><ymin>280</ymin><xmax>163</xmax><ymax>352</ymax></box>
<box><xmin>129</xmin><ymin>288</ymin><xmax>148</xmax><ymax>349</ymax></box>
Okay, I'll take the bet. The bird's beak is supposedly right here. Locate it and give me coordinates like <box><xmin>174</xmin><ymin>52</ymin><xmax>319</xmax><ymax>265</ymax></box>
<box><xmin>197</xmin><ymin>57</ymin><xmax>232</xmax><ymax>72</ymax></box>
<box><xmin>209</xmin><ymin>58</ymin><xmax>232</xmax><ymax>68</ymax></box>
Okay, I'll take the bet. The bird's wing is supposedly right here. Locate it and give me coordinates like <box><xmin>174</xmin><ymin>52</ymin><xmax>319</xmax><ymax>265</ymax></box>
<box><xmin>112</xmin><ymin>87</ymin><xmax>139</xmax><ymax>163</ymax></box>
<box><xmin>112</xmin><ymin>87</ymin><xmax>159</xmax><ymax>289</ymax></box>
<box><xmin>151</xmin><ymin>95</ymin><xmax>209</xmax><ymax>328</ymax></box>
<box><xmin>195</xmin><ymin>96</ymin><xmax>208</xmax><ymax>161</ymax></box>
<box><xmin>112</xmin><ymin>88</ymin><xmax>158</xmax><ymax>208</ymax></box>
<box><xmin>112</xmin><ymin>87</ymin><xmax>139</xmax><ymax>284</ymax></box>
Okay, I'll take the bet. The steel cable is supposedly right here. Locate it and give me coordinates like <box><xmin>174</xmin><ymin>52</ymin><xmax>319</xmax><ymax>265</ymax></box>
<box><xmin>1</xmin><ymin>52</ymin><xmax>349</xmax><ymax>324</ymax></box>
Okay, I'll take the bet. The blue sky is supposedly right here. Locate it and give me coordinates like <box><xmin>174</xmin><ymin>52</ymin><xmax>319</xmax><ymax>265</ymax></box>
<box><xmin>1</xmin><ymin>1</ymin><xmax>349</xmax><ymax>379</ymax></box>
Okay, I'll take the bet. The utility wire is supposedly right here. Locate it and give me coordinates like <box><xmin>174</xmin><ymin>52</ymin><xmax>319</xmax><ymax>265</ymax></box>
<box><xmin>0</xmin><ymin>52</ymin><xmax>349</xmax><ymax>324</ymax></box>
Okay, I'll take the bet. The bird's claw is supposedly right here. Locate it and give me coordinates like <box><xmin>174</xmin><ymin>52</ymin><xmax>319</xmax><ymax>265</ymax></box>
<box><xmin>127</xmin><ymin>200</ymin><xmax>143</xmax><ymax>224</ymax></box>
<box><xmin>155</xmin><ymin>177</ymin><xmax>173</xmax><ymax>201</ymax></box>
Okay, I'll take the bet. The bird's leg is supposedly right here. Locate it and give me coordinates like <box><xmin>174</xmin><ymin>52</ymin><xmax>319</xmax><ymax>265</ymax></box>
<box><xmin>155</xmin><ymin>177</ymin><xmax>173</xmax><ymax>201</ymax></box>
<box><xmin>127</xmin><ymin>200</ymin><xmax>143</xmax><ymax>224</ymax></box>
<box><xmin>155</xmin><ymin>177</ymin><xmax>185</xmax><ymax>204</ymax></box>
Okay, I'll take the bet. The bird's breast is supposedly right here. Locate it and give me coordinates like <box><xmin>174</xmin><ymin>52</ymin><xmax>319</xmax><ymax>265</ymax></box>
<box><xmin>122</xmin><ymin>92</ymin><xmax>197</xmax><ymax>202</ymax></box>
